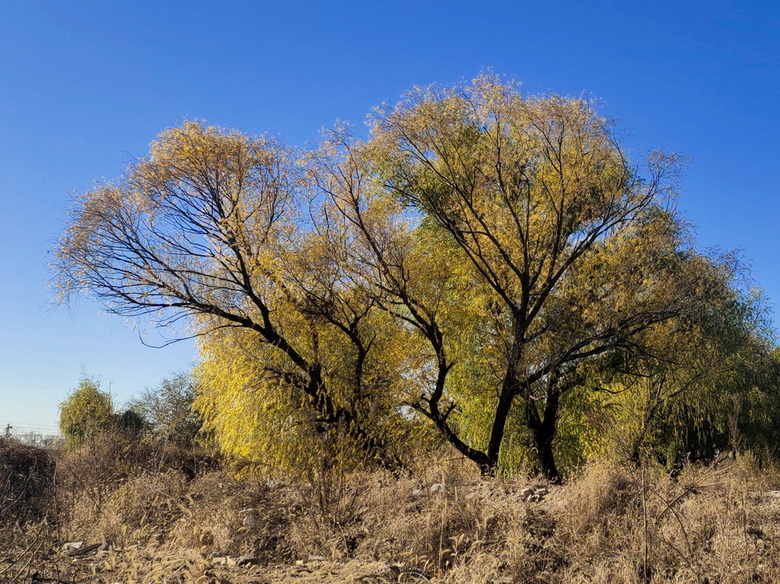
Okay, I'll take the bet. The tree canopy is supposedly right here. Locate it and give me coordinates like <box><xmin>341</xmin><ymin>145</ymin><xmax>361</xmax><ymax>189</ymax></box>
<box><xmin>55</xmin><ymin>74</ymin><xmax>776</xmax><ymax>480</ymax></box>
<box><xmin>127</xmin><ymin>372</ymin><xmax>202</xmax><ymax>447</ymax></box>
<box><xmin>59</xmin><ymin>377</ymin><xmax>114</xmax><ymax>449</ymax></box>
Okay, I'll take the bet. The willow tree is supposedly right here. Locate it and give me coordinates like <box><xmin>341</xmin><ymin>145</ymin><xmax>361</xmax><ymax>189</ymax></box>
<box><xmin>348</xmin><ymin>74</ymin><xmax>712</xmax><ymax>480</ymax></box>
<box><xmin>560</xmin><ymin>254</ymin><xmax>772</xmax><ymax>468</ymax></box>
<box><xmin>56</xmin><ymin>77</ymin><xmax>736</xmax><ymax>481</ymax></box>
<box><xmin>54</xmin><ymin>121</ymin><xmax>407</xmax><ymax>471</ymax></box>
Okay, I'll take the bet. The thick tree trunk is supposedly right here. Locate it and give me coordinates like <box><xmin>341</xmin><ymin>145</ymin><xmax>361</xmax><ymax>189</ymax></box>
<box><xmin>534</xmin><ymin>426</ymin><xmax>560</xmax><ymax>482</ymax></box>
<box><xmin>526</xmin><ymin>388</ymin><xmax>561</xmax><ymax>483</ymax></box>
<box><xmin>485</xmin><ymin>384</ymin><xmax>517</xmax><ymax>473</ymax></box>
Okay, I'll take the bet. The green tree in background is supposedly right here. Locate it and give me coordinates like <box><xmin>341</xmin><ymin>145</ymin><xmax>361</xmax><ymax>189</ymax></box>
<box><xmin>59</xmin><ymin>377</ymin><xmax>114</xmax><ymax>449</ymax></box>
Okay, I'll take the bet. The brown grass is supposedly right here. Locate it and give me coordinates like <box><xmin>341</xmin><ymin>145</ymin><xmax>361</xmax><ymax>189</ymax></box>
<box><xmin>3</xmin><ymin>437</ymin><xmax>780</xmax><ymax>583</ymax></box>
<box><xmin>0</xmin><ymin>437</ymin><xmax>54</xmax><ymax>524</ymax></box>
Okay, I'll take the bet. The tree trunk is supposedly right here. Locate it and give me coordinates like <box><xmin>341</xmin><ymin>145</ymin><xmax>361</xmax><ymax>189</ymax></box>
<box><xmin>484</xmin><ymin>383</ymin><xmax>517</xmax><ymax>473</ymax></box>
<box><xmin>534</xmin><ymin>427</ymin><xmax>560</xmax><ymax>482</ymax></box>
<box><xmin>526</xmin><ymin>388</ymin><xmax>561</xmax><ymax>483</ymax></box>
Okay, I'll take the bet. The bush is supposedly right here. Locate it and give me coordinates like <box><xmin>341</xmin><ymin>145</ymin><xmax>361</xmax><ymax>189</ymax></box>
<box><xmin>56</xmin><ymin>430</ymin><xmax>219</xmax><ymax>537</ymax></box>
<box><xmin>127</xmin><ymin>372</ymin><xmax>202</xmax><ymax>447</ymax></box>
<box><xmin>0</xmin><ymin>437</ymin><xmax>55</xmax><ymax>524</ymax></box>
<box><xmin>59</xmin><ymin>376</ymin><xmax>114</xmax><ymax>449</ymax></box>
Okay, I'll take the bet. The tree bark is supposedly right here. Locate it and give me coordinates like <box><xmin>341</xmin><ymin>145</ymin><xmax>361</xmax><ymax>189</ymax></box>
<box><xmin>485</xmin><ymin>382</ymin><xmax>517</xmax><ymax>473</ymax></box>
<box><xmin>525</xmin><ymin>387</ymin><xmax>561</xmax><ymax>483</ymax></box>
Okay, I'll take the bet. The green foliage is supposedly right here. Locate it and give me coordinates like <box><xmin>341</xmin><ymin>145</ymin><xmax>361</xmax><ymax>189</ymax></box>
<box><xmin>118</xmin><ymin>409</ymin><xmax>145</xmax><ymax>437</ymax></box>
<box><xmin>59</xmin><ymin>376</ymin><xmax>114</xmax><ymax>449</ymax></box>
<box><xmin>729</xmin><ymin>346</ymin><xmax>780</xmax><ymax>458</ymax></box>
<box><xmin>548</xmin><ymin>260</ymin><xmax>777</xmax><ymax>471</ymax></box>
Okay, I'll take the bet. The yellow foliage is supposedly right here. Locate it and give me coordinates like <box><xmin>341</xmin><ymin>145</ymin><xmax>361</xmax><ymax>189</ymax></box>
<box><xmin>54</xmin><ymin>78</ymin><xmax>769</xmax><ymax>480</ymax></box>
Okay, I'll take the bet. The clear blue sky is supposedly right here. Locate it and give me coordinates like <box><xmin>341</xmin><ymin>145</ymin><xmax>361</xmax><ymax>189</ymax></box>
<box><xmin>1</xmin><ymin>0</ymin><xmax>778</xmax><ymax>432</ymax></box>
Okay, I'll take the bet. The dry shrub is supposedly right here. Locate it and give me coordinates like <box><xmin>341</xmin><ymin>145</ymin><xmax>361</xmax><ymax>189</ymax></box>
<box><xmin>353</xmin><ymin>474</ymin><xmax>505</xmax><ymax>573</ymax></box>
<box><xmin>661</xmin><ymin>457</ymin><xmax>780</xmax><ymax>583</ymax></box>
<box><xmin>122</xmin><ymin>455</ymin><xmax>522</xmax><ymax>574</ymax></box>
<box><xmin>537</xmin><ymin>456</ymin><xmax>780</xmax><ymax>584</ymax></box>
<box><xmin>69</xmin><ymin>469</ymin><xmax>189</xmax><ymax>545</ymax></box>
<box><xmin>57</xmin><ymin>431</ymin><xmax>216</xmax><ymax>491</ymax></box>
<box><xmin>56</xmin><ymin>431</ymin><xmax>217</xmax><ymax>544</ymax></box>
<box><xmin>0</xmin><ymin>437</ymin><xmax>55</xmax><ymax>524</ymax></box>
<box><xmin>560</xmin><ymin>460</ymin><xmax>643</xmax><ymax>532</ymax></box>
<box><xmin>287</xmin><ymin>469</ymin><xmax>371</xmax><ymax>560</ymax></box>
<box><xmin>168</xmin><ymin>472</ymin><xmax>301</xmax><ymax>560</ymax></box>
<box><xmin>551</xmin><ymin>458</ymin><xmax>647</xmax><ymax>572</ymax></box>
<box><xmin>56</xmin><ymin>431</ymin><xmax>140</xmax><ymax>519</ymax></box>
<box><xmin>436</xmin><ymin>456</ymin><xmax>780</xmax><ymax>584</ymax></box>
<box><xmin>0</xmin><ymin>440</ymin><xmax>62</xmax><ymax>583</ymax></box>
<box><xmin>12</xmin><ymin>442</ymin><xmax>780</xmax><ymax>584</ymax></box>
<box><xmin>285</xmin><ymin>457</ymin><xmax>544</xmax><ymax>580</ymax></box>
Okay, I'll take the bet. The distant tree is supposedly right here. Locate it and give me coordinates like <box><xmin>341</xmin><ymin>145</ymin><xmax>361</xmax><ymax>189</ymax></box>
<box><xmin>128</xmin><ymin>373</ymin><xmax>201</xmax><ymax>447</ymax></box>
<box><xmin>59</xmin><ymin>376</ymin><xmax>114</xmax><ymax>449</ymax></box>
<box><xmin>118</xmin><ymin>408</ymin><xmax>146</xmax><ymax>437</ymax></box>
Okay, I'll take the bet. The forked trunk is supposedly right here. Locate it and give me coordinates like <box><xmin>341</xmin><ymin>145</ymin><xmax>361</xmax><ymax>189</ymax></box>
<box><xmin>526</xmin><ymin>390</ymin><xmax>562</xmax><ymax>483</ymax></box>
<box><xmin>534</xmin><ymin>425</ymin><xmax>560</xmax><ymax>483</ymax></box>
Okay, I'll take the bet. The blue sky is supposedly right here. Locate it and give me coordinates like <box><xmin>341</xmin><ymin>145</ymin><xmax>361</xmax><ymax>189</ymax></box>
<box><xmin>1</xmin><ymin>0</ymin><xmax>778</xmax><ymax>432</ymax></box>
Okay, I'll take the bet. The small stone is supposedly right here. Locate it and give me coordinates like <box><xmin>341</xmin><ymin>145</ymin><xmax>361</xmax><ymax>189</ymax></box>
<box><xmin>66</xmin><ymin>543</ymin><xmax>101</xmax><ymax>556</ymax></box>
<box><xmin>411</xmin><ymin>488</ymin><xmax>424</xmax><ymax>498</ymax></box>
<box><xmin>62</xmin><ymin>541</ymin><xmax>84</xmax><ymax>551</ymax></box>
<box><xmin>242</xmin><ymin>515</ymin><xmax>257</xmax><ymax>526</ymax></box>
<box><xmin>307</xmin><ymin>555</ymin><xmax>326</xmax><ymax>562</ymax></box>
<box><xmin>430</xmin><ymin>483</ymin><xmax>445</xmax><ymax>493</ymax></box>
<box><xmin>237</xmin><ymin>555</ymin><xmax>260</xmax><ymax>566</ymax></box>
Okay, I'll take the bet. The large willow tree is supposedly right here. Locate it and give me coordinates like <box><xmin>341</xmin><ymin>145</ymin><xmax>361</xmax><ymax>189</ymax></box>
<box><xmin>55</xmin><ymin>75</ymin><xmax>752</xmax><ymax>480</ymax></box>
<box><xmin>55</xmin><ymin>120</ymin><xmax>417</xmax><ymax>472</ymax></box>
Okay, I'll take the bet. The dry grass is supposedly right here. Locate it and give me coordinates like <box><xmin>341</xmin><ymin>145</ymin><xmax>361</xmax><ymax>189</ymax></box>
<box><xmin>3</xmin><ymin>437</ymin><xmax>780</xmax><ymax>583</ymax></box>
<box><xmin>0</xmin><ymin>437</ymin><xmax>54</xmax><ymax>524</ymax></box>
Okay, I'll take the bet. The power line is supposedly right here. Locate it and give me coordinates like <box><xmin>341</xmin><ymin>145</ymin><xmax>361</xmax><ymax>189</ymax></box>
<box><xmin>0</xmin><ymin>421</ymin><xmax>61</xmax><ymax>433</ymax></box>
